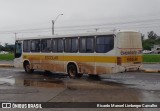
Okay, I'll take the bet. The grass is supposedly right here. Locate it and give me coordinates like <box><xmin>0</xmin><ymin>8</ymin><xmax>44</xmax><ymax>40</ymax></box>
<box><xmin>0</xmin><ymin>53</ymin><xmax>14</xmax><ymax>61</ymax></box>
<box><xmin>143</xmin><ymin>54</ymin><xmax>160</xmax><ymax>63</ymax></box>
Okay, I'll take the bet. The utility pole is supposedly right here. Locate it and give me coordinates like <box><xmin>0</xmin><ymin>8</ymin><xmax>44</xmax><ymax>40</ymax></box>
<box><xmin>52</xmin><ymin>20</ymin><xmax>54</xmax><ymax>35</ymax></box>
<box><xmin>15</xmin><ymin>33</ymin><xmax>17</xmax><ymax>38</ymax></box>
<box><xmin>14</xmin><ymin>32</ymin><xmax>17</xmax><ymax>41</ymax></box>
<box><xmin>52</xmin><ymin>14</ymin><xmax>63</xmax><ymax>35</ymax></box>
<box><xmin>95</xmin><ymin>28</ymin><xmax>99</xmax><ymax>32</ymax></box>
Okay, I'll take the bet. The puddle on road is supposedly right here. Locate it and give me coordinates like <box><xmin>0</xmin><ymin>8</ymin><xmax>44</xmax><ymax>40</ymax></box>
<box><xmin>0</xmin><ymin>72</ymin><xmax>138</xmax><ymax>89</ymax></box>
<box><xmin>0</xmin><ymin>76</ymin><xmax>126</xmax><ymax>90</ymax></box>
<box><xmin>0</xmin><ymin>77</ymin><xmax>15</xmax><ymax>85</ymax></box>
<box><xmin>22</xmin><ymin>79</ymin><xmax>64</xmax><ymax>88</ymax></box>
<box><xmin>0</xmin><ymin>76</ymin><xmax>65</xmax><ymax>88</ymax></box>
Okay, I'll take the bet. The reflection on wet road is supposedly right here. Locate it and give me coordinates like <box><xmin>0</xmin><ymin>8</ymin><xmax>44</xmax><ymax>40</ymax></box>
<box><xmin>0</xmin><ymin>73</ymin><xmax>66</xmax><ymax>88</ymax></box>
<box><xmin>100</xmin><ymin>72</ymin><xmax>160</xmax><ymax>91</ymax></box>
<box><xmin>0</xmin><ymin>70</ymin><xmax>127</xmax><ymax>89</ymax></box>
<box><xmin>100</xmin><ymin>72</ymin><xmax>160</xmax><ymax>102</ymax></box>
<box><xmin>0</xmin><ymin>68</ymin><xmax>160</xmax><ymax>111</ymax></box>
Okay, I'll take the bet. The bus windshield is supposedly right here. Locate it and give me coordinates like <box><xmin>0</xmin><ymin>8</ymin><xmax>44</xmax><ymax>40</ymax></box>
<box><xmin>15</xmin><ymin>41</ymin><xmax>22</xmax><ymax>58</ymax></box>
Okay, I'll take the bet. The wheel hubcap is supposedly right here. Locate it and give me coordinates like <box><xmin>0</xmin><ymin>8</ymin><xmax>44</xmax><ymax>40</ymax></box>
<box><xmin>69</xmin><ymin>69</ymin><xmax>75</xmax><ymax>77</ymax></box>
<box><xmin>26</xmin><ymin>65</ymin><xmax>30</xmax><ymax>72</ymax></box>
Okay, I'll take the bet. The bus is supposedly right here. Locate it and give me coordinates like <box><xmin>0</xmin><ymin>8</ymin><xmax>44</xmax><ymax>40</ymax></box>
<box><xmin>14</xmin><ymin>30</ymin><xmax>143</xmax><ymax>78</ymax></box>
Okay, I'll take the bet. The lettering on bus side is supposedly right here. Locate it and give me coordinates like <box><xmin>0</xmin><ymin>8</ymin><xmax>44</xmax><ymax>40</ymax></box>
<box><xmin>126</xmin><ymin>57</ymin><xmax>138</xmax><ymax>62</ymax></box>
<box><xmin>120</xmin><ymin>50</ymin><xmax>142</xmax><ymax>55</ymax></box>
<box><xmin>121</xmin><ymin>50</ymin><xmax>137</xmax><ymax>55</ymax></box>
<box><xmin>45</xmin><ymin>56</ymin><xmax>58</xmax><ymax>60</ymax></box>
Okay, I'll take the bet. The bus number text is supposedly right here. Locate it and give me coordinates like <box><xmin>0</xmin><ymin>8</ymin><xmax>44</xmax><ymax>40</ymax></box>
<box><xmin>45</xmin><ymin>56</ymin><xmax>58</xmax><ymax>60</ymax></box>
<box><xmin>126</xmin><ymin>57</ymin><xmax>138</xmax><ymax>62</ymax></box>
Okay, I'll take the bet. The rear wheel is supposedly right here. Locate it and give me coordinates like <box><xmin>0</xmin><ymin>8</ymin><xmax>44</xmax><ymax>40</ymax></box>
<box><xmin>24</xmin><ymin>62</ymin><xmax>34</xmax><ymax>73</ymax></box>
<box><xmin>88</xmin><ymin>74</ymin><xmax>100</xmax><ymax>80</ymax></box>
<box><xmin>67</xmin><ymin>64</ymin><xmax>83</xmax><ymax>79</ymax></box>
<box><xmin>67</xmin><ymin>64</ymin><xmax>77</xmax><ymax>79</ymax></box>
<box><xmin>77</xmin><ymin>73</ymin><xmax>83</xmax><ymax>78</ymax></box>
<box><xmin>44</xmin><ymin>70</ymin><xmax>51</xmax><ymax>74</ymax></box>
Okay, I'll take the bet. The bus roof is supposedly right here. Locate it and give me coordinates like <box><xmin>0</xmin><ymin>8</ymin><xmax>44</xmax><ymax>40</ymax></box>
<box><xmin>16</xmin><ymin>30</ymin><xmax>140</xmax><ymax>41</ymax></box>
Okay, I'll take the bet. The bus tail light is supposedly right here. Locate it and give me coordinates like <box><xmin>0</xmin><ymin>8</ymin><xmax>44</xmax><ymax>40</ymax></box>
<box><xmin>117</xmin><ymin>57</ymin><xmax>122</xmax><ymax>65</ymax></box>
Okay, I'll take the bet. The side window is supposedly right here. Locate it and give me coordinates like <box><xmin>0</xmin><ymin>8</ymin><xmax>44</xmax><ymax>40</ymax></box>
<box><xmin>57</xmin><ymin>39</ymin><xmax>63</xmax><ymax>52</ymax></box>
<box><xmin>86</xmin><ymin>38</ymin><xmax>94</xmax><ymax>52</ymax></box>
<box><xmin>79</xmin><ymin>38</ymin><xmax>86</xmax><ymax>52</ymax></box>
<box><xmin>52</xmin><ymin>38</ymin><xmax>63</xmax><ymax>52</ymax></box>
<box><xmin>64</xmin><ymin>38</ymin><xmax>78</xmax><ymax>53</ymax></box>
<box><xmin>52</xmin><ymin>39</ymin><xmax>57</xmax><ymax>52</ymax></box>
<box><xmin>23</xmin><ymin>40</ymin><xmax>31</xmax><ymax>52</ymax></box>
<box><xmin>31</xmin><ymin>39</ymin><xmax>40</xmax><ymax>52</ymax></box>
<box><xmin>64</xmin><ymin>38</ymin><xmax>71</xmax><ymax>52</ymax></box>
<box><xmin>41</xmin><ymin>39</ymin><xmax>51</xmax><ymax>52</ymax></box>
<box><xmin>96</xmin><ymin>35</ymin><xmax>114</xmax><ymax>53</ymax></box>
<box><xmin>72</xmin><ymin>38</ymin><xmax>78</xmax><ymax>52</ymax></box>
<box><xmin>79</xmin><ymin>37</ymin><xmax>94</xmax><ymax>53</ymax></box>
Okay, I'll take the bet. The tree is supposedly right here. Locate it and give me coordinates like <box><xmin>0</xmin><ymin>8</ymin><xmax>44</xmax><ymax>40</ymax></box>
<box><xmin>141</xmin><ymin>33</ymin><xmax>145</xmax><ymax>41</ymax></box>
<box><xmin>142</xmin><ymin>31</ymin><xmax>160</xmax><ymax>50</ymax></box>
<box><xmin>143</xmin><ymin>39</ymin><xmax>155</xmax><ymax>50</ymax></box>
<box><xmin>148</xmin><ymin>31</ymin><xmax>158</xmax><ymax>40</ymax></box>
<box><xmin>0</xmin><ymin>45</ymin><xmax>4</xmax><ymax>51</ymax></box>
<box><xmin>5</xmin><ymin>43</ymin><xmax>8</xmax><ymax>47</ymax></box>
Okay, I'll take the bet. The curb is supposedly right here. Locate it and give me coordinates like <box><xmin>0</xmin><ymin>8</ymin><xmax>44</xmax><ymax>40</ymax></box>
<box><xmin>143</xmin><ymin>62</ymin><xmax>160</xmax><ymax>64</ymax></box>
<box><xmin>0</xmin><ymin>64</ymin><xmax>14</xmax><ymax>67</ymax></box>
<box><xmin>142</xmin><ymin>69</ymin><xmax>160</xmax><ymax>73</ymax></box>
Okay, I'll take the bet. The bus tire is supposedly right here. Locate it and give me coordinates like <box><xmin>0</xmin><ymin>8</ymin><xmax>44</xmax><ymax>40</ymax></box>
<box><xmin>44</xmin><ymin>70</ymin><xmax>51</xmax><ymax>73</ymax></box>
<box><xmin>88</xmin><ymin>74</ymin><xmax>100</xmax><ymax>80</ymax></box>
<box><xmin>24</xmin><ymin>62</ymin><xmax>34</xmax><ymax>73</ymax></box>
<box><xmin>67</xmin><ymin>64</ymin><xmax>78</xmax><ymax>79</ymax></box>
<box><xmin>77</xmin><ymin>73</ymin><xmax>83</xmax><ymax>78</ymax></box>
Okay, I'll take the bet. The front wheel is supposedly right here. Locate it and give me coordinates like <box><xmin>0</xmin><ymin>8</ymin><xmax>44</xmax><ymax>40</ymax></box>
<box><xmin>24</xmin><ymin>62</ymin><xmax>34</xmax><ymax>73</ymax></box>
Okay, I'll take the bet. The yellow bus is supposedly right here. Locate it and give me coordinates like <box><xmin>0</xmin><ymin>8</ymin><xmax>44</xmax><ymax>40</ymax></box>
<box><xmin>14</xmin><ymin>30</ymin><xmax>143</xmax><ymax>78</ymax></box>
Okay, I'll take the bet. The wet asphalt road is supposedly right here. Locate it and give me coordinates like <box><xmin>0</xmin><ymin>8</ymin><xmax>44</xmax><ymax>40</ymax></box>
<box><xmin>143</xmin><ymin>64</ymin><xmax>160</xmax><ymax>70</ymax></box>
<box><xmin>0</xmin><ymin>67</ymin><xmax>159</xmax><ymax>111</ymax></box>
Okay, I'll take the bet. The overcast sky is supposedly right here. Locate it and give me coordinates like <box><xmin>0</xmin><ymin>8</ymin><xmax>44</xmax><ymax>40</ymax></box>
<box><xmin>0</xmin><ymin>0</ymin><xmax>160</xmax><ymax>45</ymax></box>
